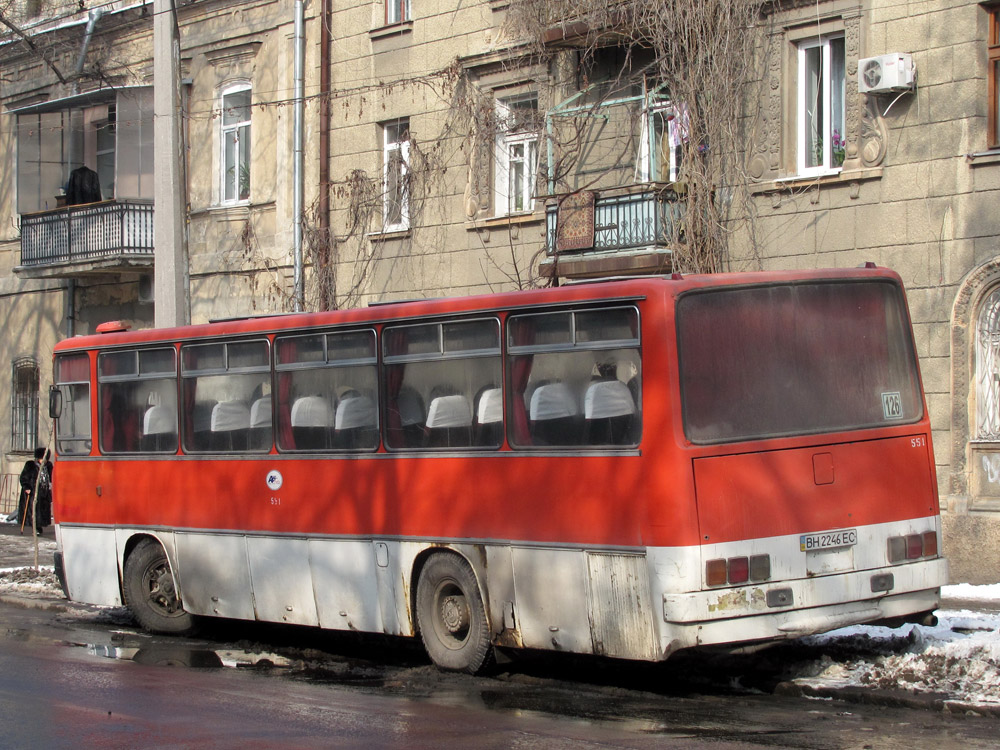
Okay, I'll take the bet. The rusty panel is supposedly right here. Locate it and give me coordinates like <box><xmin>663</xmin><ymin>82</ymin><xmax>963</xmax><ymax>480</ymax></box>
<box><xmin>586</xmin><ymin>552</ymin><xmax>658</xmax><ymax>661</ymax></box>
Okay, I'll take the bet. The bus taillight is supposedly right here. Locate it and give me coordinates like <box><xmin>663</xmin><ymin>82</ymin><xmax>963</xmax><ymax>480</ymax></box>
<box><xmin>706</xmin><ymin>555</ymin><xmax>771</xmax><ymax>587</ymax></box>
<box><xmin>887</xmin><ymin>531</ymin><xmax>939</xmax><ymax>563</ymax></box>
<box><xmin>922</xmin><ymin>530</ymin><xmax>938</xmax><ymax>557</ymax></box>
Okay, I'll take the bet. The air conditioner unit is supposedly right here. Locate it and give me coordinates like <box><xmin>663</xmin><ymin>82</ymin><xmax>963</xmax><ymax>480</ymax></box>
<box><xmin>858</xmin><ymin>53</ymin><xmax>915</xmax><ymax>94</ymax></box>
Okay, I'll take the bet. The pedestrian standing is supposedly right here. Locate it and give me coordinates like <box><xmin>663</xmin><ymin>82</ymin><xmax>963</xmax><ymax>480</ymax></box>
<box><xmin>18</xmin><ymin>447</ymin><xmax>53</xmax><ymax>535</ymax></box>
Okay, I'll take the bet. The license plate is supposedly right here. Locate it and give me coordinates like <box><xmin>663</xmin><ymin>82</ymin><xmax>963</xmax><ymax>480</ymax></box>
<box><xmin>800</xmin><ymin>528</ymin><xmax>858</xmax><ymax>552</ymax></box>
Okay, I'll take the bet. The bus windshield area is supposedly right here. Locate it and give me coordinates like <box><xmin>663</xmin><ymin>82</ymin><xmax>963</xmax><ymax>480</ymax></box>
<box><xmin>677</xmin><ymin>280</ymin><xmax>923</xmax><ymax>443</ymax></box>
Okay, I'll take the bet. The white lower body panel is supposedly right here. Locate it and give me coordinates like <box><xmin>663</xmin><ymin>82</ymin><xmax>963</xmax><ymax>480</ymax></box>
<box><xmin>56</xmin><ymin>523</ymin><xmax>948</xmax><ymax>663</ymax></box>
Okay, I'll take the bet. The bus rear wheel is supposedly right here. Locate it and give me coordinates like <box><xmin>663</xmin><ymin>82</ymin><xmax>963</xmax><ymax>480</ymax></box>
<box><xmin>123</xmin><ymin>539</ymin><xmax>195</xmax><ymax>635</ymax></box>
<box><xmin>415</xmin><ymin>553</ymin><xmax>493</xmax><ymax>674</ymax></box>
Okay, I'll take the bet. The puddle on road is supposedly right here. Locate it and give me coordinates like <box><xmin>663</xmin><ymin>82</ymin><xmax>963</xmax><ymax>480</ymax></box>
<box><xmin>75</xmin><ymin>638</ymin><xmax>298</xmax><ymax>671</ymax></box>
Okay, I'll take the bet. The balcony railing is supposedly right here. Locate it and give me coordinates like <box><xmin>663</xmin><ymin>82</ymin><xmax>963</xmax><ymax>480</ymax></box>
<box><xmin>545</xmin><ymin>188</ymin><xmax>683</xmax><ymax>256</ymax></box>
<box><xmin>19</xmin><ymin>200</ymin><xmax>154</xmax><ymax>269</ymax></box>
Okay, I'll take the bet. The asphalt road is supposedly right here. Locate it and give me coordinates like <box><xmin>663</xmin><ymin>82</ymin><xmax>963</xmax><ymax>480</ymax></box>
<box><xmin>0</xmin><ymin>593</ymin><xmax>997</xmax><ymax>750</ymax></box>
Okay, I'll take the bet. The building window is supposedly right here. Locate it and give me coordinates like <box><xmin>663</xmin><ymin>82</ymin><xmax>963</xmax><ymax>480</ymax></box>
<box><xmin>638</xmin><ymin>99</ymin><xmax>684</xmax><ymax>183</ymax></box>
<box><xmin>382</xmin><ymin>119</ymin><xmax>410</xmax><ymax>231</ymax></box>
<box><xmin>220</xmin><ymin>84</ymin><xmax>251</xmax><ymax>203</ymax></box>
<box><xmin>797</xmin><ymin>35</ymin><xmax>845</xmax><ymax>174</ymax></box>
<box><xmin>387</xmin><ymin>0</ymin><xmax>410</xmax><ymax>25</ymax></box>
<box><xmin>494</xmin><ymin>95</ymin><xmax>539</xmax><ymax>216</ymax></box>
<box><xmin>990</xmin><ymin>7</ymin><xmax>1000</xmax><ymax>149</ymax></box>
<box><xmin>95</xmin><ymin>105</ymin><xmax>116</xmax><ymax>201</ymax></box>
<box><xmin>11</xmin><ymin>359</ymin><xmax>39</xmax><ymax>454</ymax></box>
<box><xmin>977</xmin><ymin>287</ymin><xmax>1000</xmax><ymax>439</ymax></box>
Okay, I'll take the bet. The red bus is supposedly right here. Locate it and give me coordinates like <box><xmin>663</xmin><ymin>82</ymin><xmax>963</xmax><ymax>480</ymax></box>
<box><xmin>50</xmin><ymin>267</ymin><xmax>947</xmax><ymax>673</ymax></box>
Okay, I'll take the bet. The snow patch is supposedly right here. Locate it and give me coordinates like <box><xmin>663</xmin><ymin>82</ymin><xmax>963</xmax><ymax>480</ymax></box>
<box><xmin>797</xmin><ymin>607</ymin><xmax>1000</xmax><ymax>707</ymax></box>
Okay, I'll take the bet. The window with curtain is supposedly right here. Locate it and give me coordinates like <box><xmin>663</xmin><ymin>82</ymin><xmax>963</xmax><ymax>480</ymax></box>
<box><xmin>507</xmin><ymin>307</ymin><xmax>641</xmax><ymax>448</ymax></box>
<box><xmin>98</xmin><ymin>348</ymin><xmax>177</xmax><ymax>454</ymax></box>
<box><xmin>638</xmin><ymin>99</ymin><xmax>685</xmax><ymax>184</ymax></box>
<box><xmin>386</xmin><ymin>0</ymin><xmax>410</xmax><ymax>25</ymax></box>
<box><xmin>11</xmin><ymin>359</ymin><xmax>39</xmax><ymax>454</ymax></box>
<box><xmin>220</xmin><ymin>84</ymin><xmax>252</xmax><ymax>203</ymax></box>
<box><xmin>383</xmin><ymin>319</ymin><xmax>502</xmax><ymax>449</ymax></box>
<box><xmin>274</xmin><ymin>329</ymin><xmax>378</xmax><ymax>451</ymax></box>
<box><xmin>797</xmin><ymin>35</ymin><xmax>845</xmax><ymax>174</ymax></box>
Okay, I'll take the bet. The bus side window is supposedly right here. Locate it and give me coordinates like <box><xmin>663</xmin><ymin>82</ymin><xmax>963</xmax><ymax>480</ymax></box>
<box><xmin>508</xmin><ymin>307</ymin><xmax>641</xmax><ymax>449</ymax></box>
<box><xmin>275</xmin><ymin>330</ymin><xmax>378</xmax><ymax>452</ymax></box>
<box><xmin>55</xmin><ymin>354</ymin><xmax>92</xmax><ymax>455</ymax></box>
<box><xmin>99</xmin><ymin>348</ymin><xmax>177</xmax><ymax>454</ymax></box>
<box><xmin>383</xmin><ymin>319</ymin><xmax>501</xmax><ymax>450</ymax></box>
<box><xmin>181</xmin><ymin>340</ymin><xmax>271</xmax><ymax>454</ymax></box>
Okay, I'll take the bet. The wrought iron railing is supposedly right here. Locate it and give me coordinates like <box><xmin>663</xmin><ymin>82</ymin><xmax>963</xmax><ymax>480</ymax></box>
<box><xmin>19</xmin><ymin>200</ymin><xmax>154</xmax><ymax>268</ymax></box>
<box><xmin>545</xmin><ymin>188</ymin><xmax>683</xmax><ymax>255</ymax></box>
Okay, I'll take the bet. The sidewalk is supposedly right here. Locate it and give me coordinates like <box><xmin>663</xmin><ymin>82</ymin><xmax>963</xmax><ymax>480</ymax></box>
<box><xmin>0</xmin><ymin>517</ymin><xmax>58</xmax><ymax>570</ymax></box>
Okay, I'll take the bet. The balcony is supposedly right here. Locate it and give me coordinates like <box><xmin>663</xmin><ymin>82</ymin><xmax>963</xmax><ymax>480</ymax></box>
<box><xmin>541</xmin><ymin>187</ymin><xmax>683</xmax><ymax>279</ymax></box>
<box><xmin>16</xmin><ymin>200</ymin><xmax>154</xmax><ymax>278</ymax></box>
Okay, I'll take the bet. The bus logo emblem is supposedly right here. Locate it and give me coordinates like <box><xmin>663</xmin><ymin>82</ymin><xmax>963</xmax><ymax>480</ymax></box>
<box><xmin>881</xmin><ymin>392</ymin><xmax>903</xmax><ymax>420</ymax></box>
<box><xmin>266</xmin><ymin>470</ymin><xmax>283</xmax><ymax>491</ymax></box>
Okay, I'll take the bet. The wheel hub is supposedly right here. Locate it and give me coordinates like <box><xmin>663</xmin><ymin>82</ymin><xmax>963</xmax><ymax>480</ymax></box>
<box><xmin>440</xmin><ymin>594</ymin><xmax>470</xmax><ymax>634</ymax></box>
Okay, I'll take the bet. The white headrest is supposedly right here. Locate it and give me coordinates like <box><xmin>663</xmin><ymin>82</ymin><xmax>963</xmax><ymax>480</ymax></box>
<box><xmin>335</xmin><ymin>395</ymin><xmax>377</xmax><ymax>430</ymax></box>
<box><xmin>426</xmin><ymin>395</ymin><xmax>473</xmax><ymax>429</ymax></box>
<box><xmin>290</xmin><ymin>396</ymin><xmax>331</xmax><ymax>427</ymax></box>
<box><xmin>250</xmin><ymin>397</ymin><xmax>271</xmax><ymax>429</ymax></box>
<box><xmin>584</xmin><ymin>380</ymin><xmax>635</xmax><ymax>419</ymax></box>
<box><xmin>143</xmin><ymin>405</ymin><xmax>176</xmax><ymax>436</ymax></box>
<box><xmin>529</xmin><ymin>383</ymin><xmax>577</xmax><ymax>421</ymax></box>
<box><xmin>211</xmin><ymin>401</ymin><xmax>251</xmax><ymax>432</ymax></box>
<box><xmin>476</xmin><ymin>388</ymin><xmax>502</xmax><ymax>425</ymax></box>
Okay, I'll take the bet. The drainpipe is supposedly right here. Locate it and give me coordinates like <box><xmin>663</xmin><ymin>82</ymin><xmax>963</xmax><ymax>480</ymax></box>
<box><xmin>318</xmin><ymin>0</ymin><xmax>331</xmax><ymax>309</ymax></box>
<box><xmin>75</xmin><ymin>8</ymin><xmax>104</xmax><ymax>77</ymax></box>
<box><xmin>292</xmin><ymin>0</ymin><xmax>305</xmax><ymax>312</ymax></box>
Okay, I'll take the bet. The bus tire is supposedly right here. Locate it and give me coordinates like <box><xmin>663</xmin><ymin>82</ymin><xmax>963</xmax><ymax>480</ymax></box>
<box><xmin>415</xmin><ymin>553</ymin><xmax>493</xmax><ymax>674</ymax></box>
<box><xmin>123</xmin><ymin>539</ymin><xmax>195</xmax><ymax>635</ymax></box>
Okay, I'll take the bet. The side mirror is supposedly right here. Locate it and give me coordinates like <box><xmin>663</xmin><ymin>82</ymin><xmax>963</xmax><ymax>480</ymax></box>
<box><xmin>48</xmin><ymin>386</ymin><xmax>63</xmax><ymax>419</ymax></box>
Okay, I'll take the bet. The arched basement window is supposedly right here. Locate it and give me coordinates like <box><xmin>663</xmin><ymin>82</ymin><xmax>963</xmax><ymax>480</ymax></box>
<box><xmin>976</xmin><ymin>287</ymin><xmax>1000</xmax><ymax>439</ymax></box>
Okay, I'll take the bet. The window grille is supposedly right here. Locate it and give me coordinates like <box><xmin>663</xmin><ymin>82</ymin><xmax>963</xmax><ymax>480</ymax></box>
<box><xmin>11</xmin><ymin>359</ymin><xmax>39</xmax><ymax>453</ymax></box>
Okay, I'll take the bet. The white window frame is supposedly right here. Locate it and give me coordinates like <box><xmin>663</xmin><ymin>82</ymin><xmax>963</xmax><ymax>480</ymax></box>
<box><xmin>387</xmin><ymin>0</ymin><xmax>410</xmax><ymax>25</ymax></box>
<box><xmin>382</xmin><ymin>119</ymin><xmax>410</xmax><ymax>231</ymax></box>
<box><xmin>796</xmin><ymin>35</ymin><xmax>846</xmax><ymax>176</ymax></box>
<box><xmin>219</xmin><ymin>83</ymin><xmax>252</xmax><ymax>205</ymax></box>
<box><xmin>637</xmin><ymin>100</ymin><xmax>684</xmax><ymax>183</ymax></box>
<box><xmin>494</xmin><ymin>95</ymin><xmax>539</xmax><ymax>217</ymax></box>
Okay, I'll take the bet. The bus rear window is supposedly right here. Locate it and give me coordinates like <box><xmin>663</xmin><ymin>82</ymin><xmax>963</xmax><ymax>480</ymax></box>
<box><xmin>677</xmin><ymin>280</ymin><xmax>923</xmax><ymax>443</ymax></box>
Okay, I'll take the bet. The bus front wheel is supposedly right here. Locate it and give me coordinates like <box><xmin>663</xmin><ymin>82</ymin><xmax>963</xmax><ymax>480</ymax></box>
<box><xmin>415</xmin><ymin>553</ymin><xmax>493</xmax><ymax>674</ymax></box>
<box><xmin>123</xmin><ymin>539</ymin><xmax>195</xmax><ymax>635</ymax></box>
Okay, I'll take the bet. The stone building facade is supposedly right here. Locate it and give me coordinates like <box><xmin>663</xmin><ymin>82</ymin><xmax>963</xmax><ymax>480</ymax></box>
<box><xmin>745</xmin><ymin>0</ymin><xmax>1000</xmax><ymax>582</ymax></box>
<box><xmin>1</xmin><ymin>0</ymin><xmax>999</xmax><ymax>581</ymax></box>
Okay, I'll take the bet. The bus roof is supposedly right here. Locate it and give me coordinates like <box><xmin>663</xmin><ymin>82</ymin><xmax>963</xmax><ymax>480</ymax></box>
<box><xmin>53</xmin><ymin>266</ymin><xmax>902</xmax><ymax>352</ymax></box>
